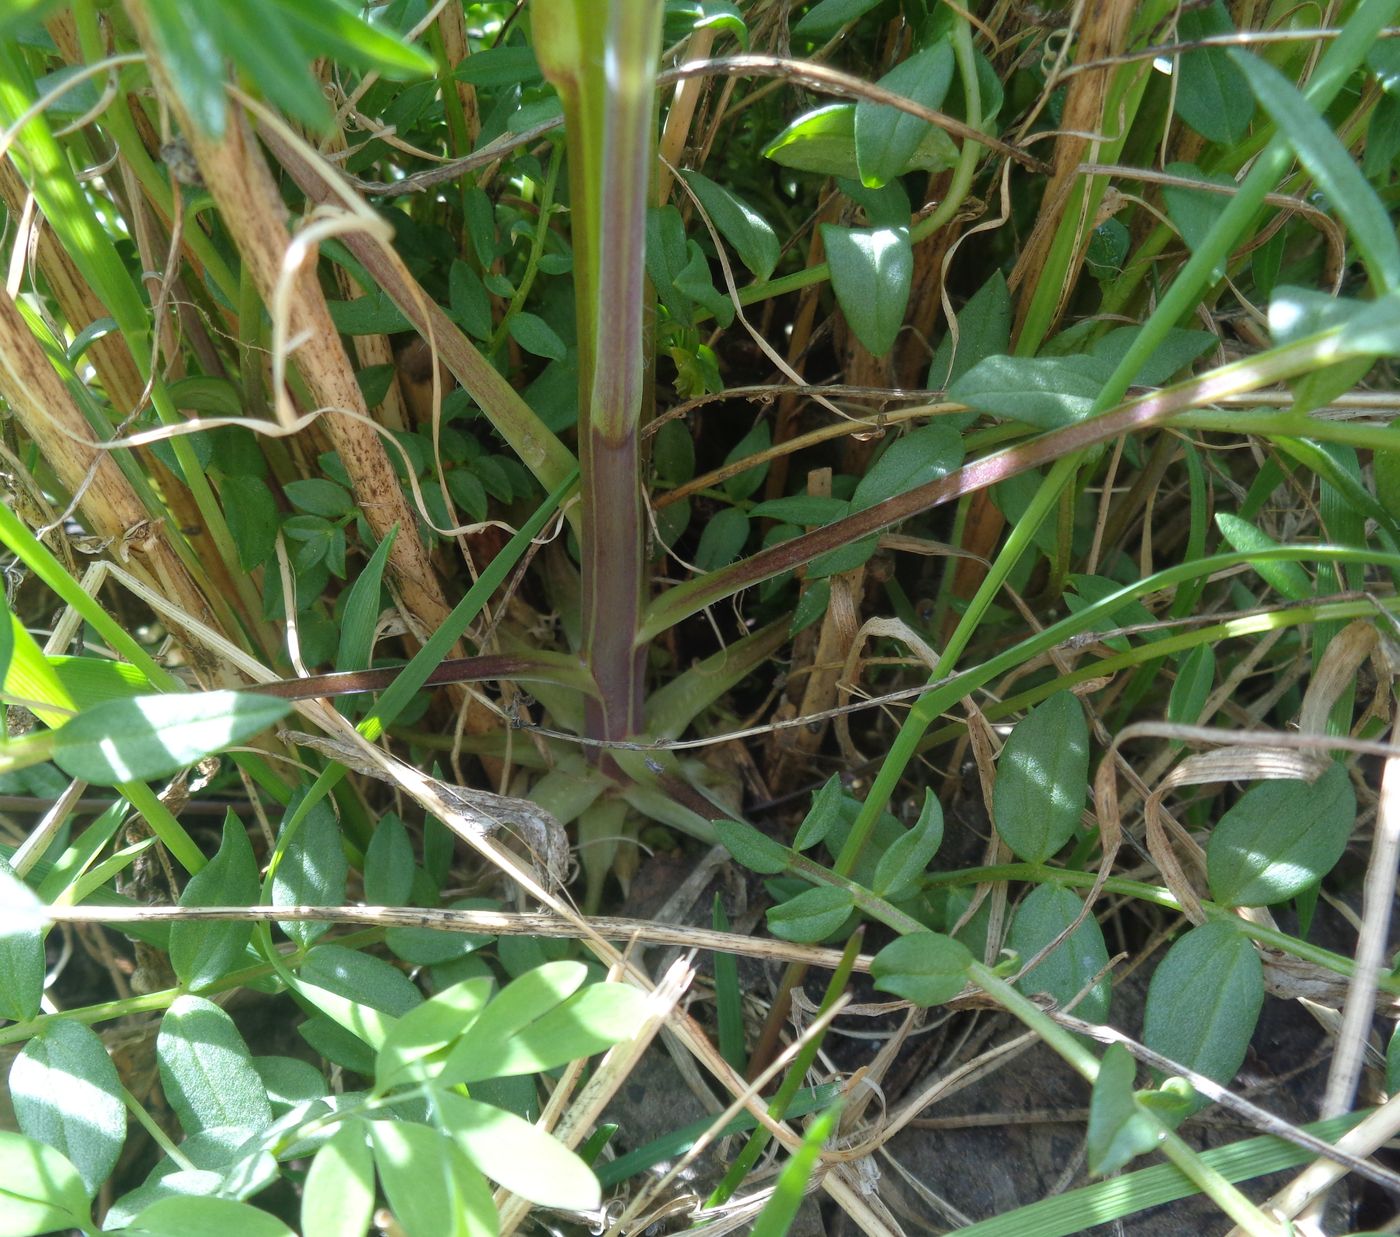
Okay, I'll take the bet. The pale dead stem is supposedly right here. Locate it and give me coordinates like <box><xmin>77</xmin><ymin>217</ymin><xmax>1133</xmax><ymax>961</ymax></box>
<box><xmin>0</xmin><ymin>288</ymin><xmax>228</xmax><ymax>667</ymax></box>
<box><xmin>122</xmin><ymin>0</ymin><xmax>484</xmax><ymax>682</ymax></box>
<box><xmin>34</xmin><ymin>902</ymin><xmax>874</xmax><ymax>974</ymax></box>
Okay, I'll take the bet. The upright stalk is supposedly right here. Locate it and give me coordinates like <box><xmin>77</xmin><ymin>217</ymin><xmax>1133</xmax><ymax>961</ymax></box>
<box><xmin>535</xmin><ymin>1</ymin><xmax>663</xmax><ymax>746</ymax></box>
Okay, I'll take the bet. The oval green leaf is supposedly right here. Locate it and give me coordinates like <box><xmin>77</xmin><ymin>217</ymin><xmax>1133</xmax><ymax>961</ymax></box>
<box><xmin>170</xmin><ymin>812</ymin><xmax>259</xmax><ymax>990</ymax></box>
<box><xmin>679</xmin><ymin>169</ymin><xmax>780</xmax><ymax>281</ymax></box>
<box><xmin>302</xmin><ymin>1122</ymin><xmax>374</xmax><ymax>1237</ymax></box>
<box><xmin>1087</xmin><ymin>1043</ymin><xmax>1164</xmax><ymax>1176</ymax></box>
<box><xmin>869</xmin><ymin>931</ymin><xmax>972</xmax><ymax>1006</ymax></box>
<box><xmin>437</xmin><ymin>1091</ymin><xmax>601</xmax><ymax>1210</ymax></box>
<box><xmin>1213</xmin><ymin>516</ymin><xmax>1311</xmax><ymax>602</ymax></box>
<box><xmin>0</xmin><ymin>1130</ymin><xmax>92</xmax><ymax>1233</ymax></box>
<box><xmin>1008</xmin><ymin>883</ymin><xmax>1111</xmax><ymax>1023</ymax></box>
<box><xmin>716</xmin><ymin>818</ymin><xmax>793</xmax><ymax>874</ymax></box>
<box><xmin>766</xmin><ymin>885</ymin><xmax>855</xmax><ymax>943</ymax></box>
<box><xmin>157</xmin><ymin>995</ymin><xmax>273</xmax><ymax>1137</ymax></box>
<box><xmin>1142</xmin><ymin>921</ymin><xmax>1263</xmax><ymax>1108</ymax></box>
<box><xmin>855</xmin><ymin>41</ymin><xmax>955</xmax><ymax>188</ymax></box>
<box><xmin>822</xmin><ymin>223</ymin><xmax>912</xmax><ymax>357</ymax></box>
<box><xmin>872</xmin><ymin>790</ymin><xmax>943</xmax><ymax>900</ymax></box>
<box><xmin>11</xmin><ymin>1022</ymin><xmax>125</xmax><ymax>1197</ymax></box>
<box><xmin>128</xmin><ymin>1196</ymin><xmax>294</xmax><ymax>1237</ymax></box>
<box><xmin>1207</xmin><ymin>762</ymin><xmax>1356</xmax><ymax>907</ymax></box>
<box><xmin>50</xmin><ymin>690</ymin><xmax>292</xmax><ymax>785</ymax></box>
<box><xmin>992</xmin><ymin>691</ymin><xmax>1090</xmax><ymax>863</ymax></box>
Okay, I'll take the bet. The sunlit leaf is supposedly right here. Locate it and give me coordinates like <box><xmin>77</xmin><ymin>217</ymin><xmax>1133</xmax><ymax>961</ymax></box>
<box><xmin>10</xmin><ymin>1022</ymin><xmax>125</xmax><ymax>1197</ymax></box>
<box><xmin>822</xmin><ymin>223</ymin><xmax>912</xmax><ymax>356</ymax></box>
<box><xmin>855</xmin><ymin>40</ymin><xmax>955</xmax><ymax>188</ymax></box>
<box><xmin>50</xmin><ymin>690</ymin><xmax>291</xmax><ymax>785</ymax></box>
<box><xmin>1207</xmin><ymin>762</ymin><xmax>1356</xmax><ymax>907</ymax></box>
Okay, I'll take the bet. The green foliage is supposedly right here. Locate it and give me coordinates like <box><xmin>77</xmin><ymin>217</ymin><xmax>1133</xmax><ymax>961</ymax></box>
<box><xmin>869</xmin><ymin>931</ymin><xmax>972</xmax><ymax>1006</ymax></box>
<box><xmin>992</xmin><ymin>692</ymin><xmax>1090</xmax><ymax>864</ymax></box>
<box><xmin>2</xmin><ymin>0</ymin><xmax>1396</xmax><ymax>1231</ymax></box>
<box><xmin>1143</xmin><ymin>923</ymin><xmax>1264</xmax><ymax>1108</ymax></box>
<box><xmin>1206</xmin><ymin>763</ymin><xmax>1356</xmax><ymax>907</ymax></box>
<box><xmin>1009</xmin><ymin>883</ymin><xmax>1111</xmax><ymax>1023</ymax></box>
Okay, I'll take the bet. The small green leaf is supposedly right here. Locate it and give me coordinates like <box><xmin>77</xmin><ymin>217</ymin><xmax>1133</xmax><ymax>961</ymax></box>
<box><xmin>1143</xmin><ymin>922</ymin><xmax>1263</xmax><ymax>1108</ymax></box>
<box><xmin>1232</xmin><ymin>49</ymin><xmax>1400</xmax><ymax>290</ymax></box>
<box><xmin>214</xmin><ymin>0</ymin><xmax>333</xmax><ymax>133</ymax></box>
<box><xmin>1087</xmin><ymin>1044</ymin><xmax>1164</xmax><ymax>1175</ymax></box>
<box><xmin>448</xmin><ymin>259</ymin><xmax>492</xmax><ymax>340</ymax></box>
<box><xmin>1214</xmin><ymin>513</ymin><xmax>1312</xmax><ymax>601</ymax></box>
<box><xmin>694</xmin><ymin>507</ymin><xmax>750</xmax><ymax>569</ymax></box>
<box><xmin>158</xmin><ymin>996</ymin><xmax>273</xmax><ymax>1137</ymax></box>
<box><xmin>169</xmin><ymin>813</ymin><xmax>259</xmax><ymax>989</ymax></box>
<box><xmin>507</xmin><ymin>311</ymin><xmax>567</xmax><ymax>361</ymax></box>
<box><xmin>680</xmin><ymin>170</ymin><xmax>780</xmax><ymax>281</ymax></box>
<box><xmin>442</xmin><ymin>979</ymin><xmax>649</xmax><ymax>1083</ymax></box>
<box><xmin>364</xmin><ymin>814</ymin><xmax>415</xmax><ymax>905</ymax></box>
<box><xmin>436</xmin><ymin>1091</ymin><xmax>601</xmax><ymax>1209</ymax></box>
<box><xmin>872</xmin><ymin>791</ymin><xmax>944</xmax><ymax>900</ymax></box>
<box><xmin>128</xmin><ymin>1196</ymin><xmax>295</xmax><ymax>1237</ymax></box>
<box><xmin>992</xmin><ymin>692</ymin><xmax>1090</xmax><ymax>864</ymax></box>
<box><xmin>302</xmin><ymin>1122</ymin><xmax>374</xmax><ymax>1237</ymax></box>
<box><xmin>51</xmin><ymin>690</ymin><xmax>292</xmax><ymax>785</ymax></box>
<box><xmin>337</xmin><ymin>528</ymin><xmax>395</xmax><ymax>674</ymax></box>
<box><xmin>1174</xmin><ymin>2</ymin><xmax>1254</xmax><ymax>143</ymax></box>
<box><xmin>284</xmin><ymin>479</ymin><xmax>356</xmax><ymax>518</ymax></box>
<box><xmin>722</xmin><ymin>421</ymin><xmax>772</xmax><ymax>501</ymax></box>
<box><xmin>928</xmin><ymin>270</ymin><xmax>1010</xmax><ymax>396</ymax></box>
<box><xmin>1388</xmin><ymin>1023</ymin><xmax>1400</xmax><ymax>1093</ymax></box>
<box><xmin>793</xmin><ymin>775</ymin><xmax>844</xmax><ymax>851</ymax></box>
<box><xmin>375</xmin><ymin>976</ymin><xmax>495</xmax><ymax>1091</ymax></box>
<box><xmin>0</xmin><ymin>858</ymin><xmax>44</xmax><ymax>1024</ymax></box>
<box><xmin>766</xmin><ymin>885</ymin><xmax>854</xmax><ymax>943</ymax></box>
<box><xmin>855</xmin><ymin>41</ymin><xmax>955</xmax><ymax>188</ymax></box>
<box><xmin>302</xmin><ymin>943</ymin><xmax>423</xmax><ymax>1018</ymax></box>
<box><xmin>1009</xmin><ymin>883</ymin><xmax>1111</xmax><ymax>1023</ymax></box>
<box><xmin>822</xmin><ymin>223</ymin><xmax>912</xmax><ymax>356</ymax></box>
<box><xmin>272</xmin><ymin>800</ymin><xmax>348</xmax><ymax>947</ymax></box>
<box><xmin>1161</xmin><ymin>162</ymin><xmax>1236</xmax><ymax>282</ymax></box>
<box><xmin>675</xmin><ymin>241</ymin><xmax>735</xmax><ymax>325</ymax></box>
<box><xmin>0</xmin><ymin>1131</ymin><xmax>92</xmax><ymax>1233</ymax></box>
<box><xmin>949</xmin><ymin>354</ymin><xmax>1111</xmax><ymax>429</ymax></box>
<box><xmin>10</xmin><ymin>1022</ymin><xmax>125</xmax><ymax>1197</ymax></box>
<box><xmin>653</xmin><ymin>418</ymin><xmax>696</xmax><ymax>486</ymax></box>
<box><xmin>267</xmin><ymin>0</ymin><xmax>435</xmax><ymax>79</ymax></box>
<box><xmin>1207</xmin><ymin>763</ymin><xmax>1356</xmax><ymax>907</ymax></box>
<box><xmin>851</xmin><ymin>424</ymin><xmax>964</xmax><ymax>510</ymax></box>
<box><xmin>253</xmin><ymin>1055</ymin><xmax>327</xmax><ymax>1114</ymax></box>
<box><xmin>750</xmin><ymin>495</ymin><xmax>848</xmax><ymax>524</ymax></box>
<box><xmin>765</xmin><ymin>103</ymin><xmax>956</xmax><ymax>181</ymax></box>
<box><xmin>328</xmin><ymin>290</ymin><xmax>414</xmax><ymax>335</ymax></box>
<box><xmin>1089</xmin><ymin>325</ymin><xmax>1217</xmax><ymax>387</ymax></box>
<box><xmin>219</xmin><ymin>475</ymin><xmax>278</xmax><ymax>571</ymax></box>
<box><xmin>790</xmin><ymin>578</ymin><xmax>831</xmax><ymax>635</ymax></box>
<box><xmin>716</xmin><ymin>818</ymin><xmax>793</xmax><ymax>875</ymax></box>
<box><xmin>869</xmin><ymin>931</ymin><xmax>972</xmax><ymax>1006</ymax></box>
<box><xmin>1168</xmin><ymin>644</ymin><xmax>1215</xmax><ymax>726</ymax></box>
<box><xmin>372</xmin><ymin>1120</ymin><xmax>495</xmax><ymax>1237</ymax></box>
<box><xmin>792</xmin><ymin>0</ymin><xmax>882</xmax><ymax>38</ymax></box>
